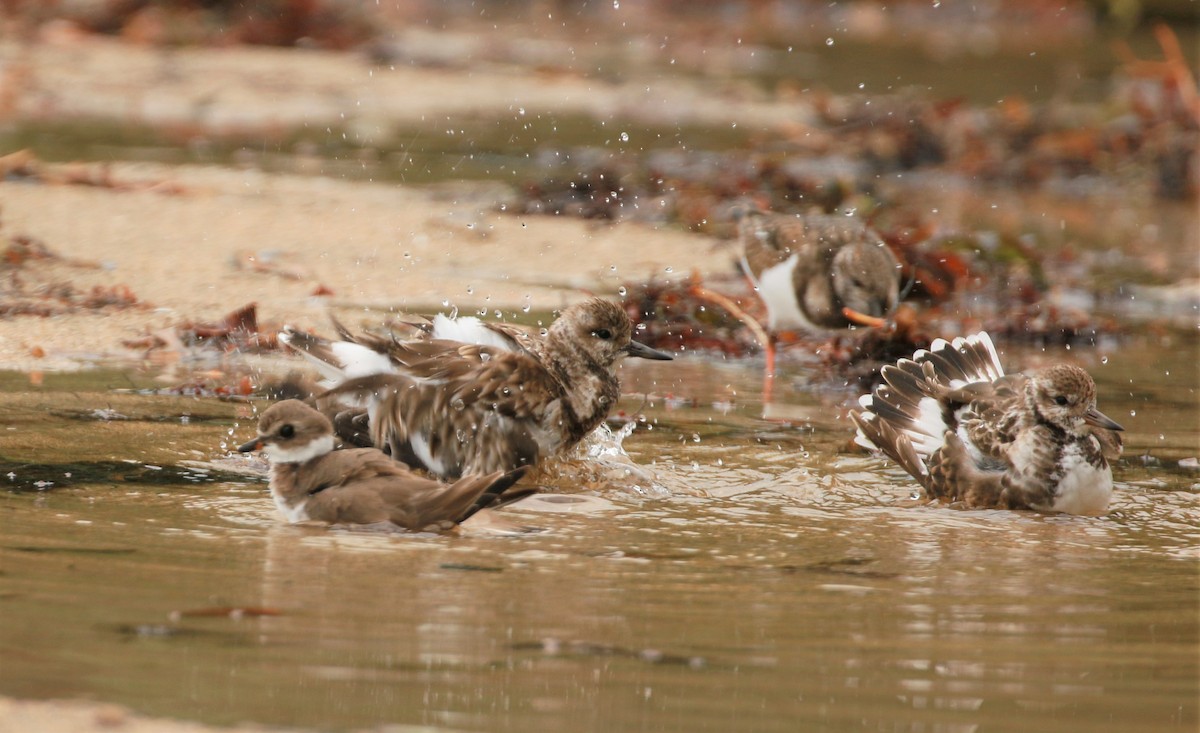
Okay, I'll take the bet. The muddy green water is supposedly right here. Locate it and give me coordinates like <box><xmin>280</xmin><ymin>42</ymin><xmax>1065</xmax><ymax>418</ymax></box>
<box><xmin>0</xmin><ymin>335</ymin><xmax>1197</xmax><ymax>732</ymax></box>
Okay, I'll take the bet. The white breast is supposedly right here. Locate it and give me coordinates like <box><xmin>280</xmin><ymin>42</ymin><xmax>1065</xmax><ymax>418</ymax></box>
<box><xmin>1049</xmin><ymin>443</ymin><xmax>1113</xmax><ymax>516</ymax></box>
<box><xmin>272</xmin><ymin>491</ymin><xmax>311</xmax><ymax>523</ymax></box>
<box><xmin>266</xmin><ymin>466</ymin><xmax>313</xmax><ymax>524</ymax></box>
<box><xmin>750</xmin><ymin>254</ymin><xmax>819</xmax><ymax>331</ymax></box>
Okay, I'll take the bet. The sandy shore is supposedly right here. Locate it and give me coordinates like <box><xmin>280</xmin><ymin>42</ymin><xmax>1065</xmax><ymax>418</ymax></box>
<box><xmin>0</xmin><ymin>697</ymin><xmax>277</xmax><ymax>733</ymax></box>
<box><xmin>0</xmin><ymin>32</ymin><xmax>788</xmax><ymax>372</ymax></box>
<box><xmin>1</xmin><ymin>162</ymin><xmax>731</xmax><ymax>371</ymax></box>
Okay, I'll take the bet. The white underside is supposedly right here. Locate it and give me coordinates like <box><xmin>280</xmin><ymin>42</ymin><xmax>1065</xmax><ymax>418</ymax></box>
<box><xmin>272</xmin><ymin>488</ymin><xmax>311</xmax><ymax>523</ymax></box>
<box><xmin>749</xmin><ymin>254</ymin><xmax>821</xmax><ymax>332</ymax></box>
<box><xmin>266</xmin><ymin>464</ymin><xmax>314</xmax><ymax>523</ymax></box>
<box><xmin>1045</xmin><ymin>442</ymin><xmax>1113</xmax><ymax>516</ymax></box>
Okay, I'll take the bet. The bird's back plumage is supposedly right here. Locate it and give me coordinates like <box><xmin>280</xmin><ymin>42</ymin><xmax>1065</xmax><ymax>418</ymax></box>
<box><xmin>280</xmin><ymin>298</ymin><xmax>670</xmax><ymax>479</ymax></box>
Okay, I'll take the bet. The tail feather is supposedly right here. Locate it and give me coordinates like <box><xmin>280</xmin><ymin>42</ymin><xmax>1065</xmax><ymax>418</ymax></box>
<box><xmin>851</xmin><ymin>411</ymin><xmax>933</xmax><ymax>492</ymax></box>
<box><xmin>459</xmin><ymin>466</ymin><xmax>533</xmax><ymax>521</ymax></box>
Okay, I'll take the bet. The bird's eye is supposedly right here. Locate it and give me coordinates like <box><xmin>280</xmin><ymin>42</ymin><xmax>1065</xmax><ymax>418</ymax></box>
<box><xmin>1053</xmin><ymin>396</ymin><xmax>1068</xmax><ymax>406</ymax></box>
<box><xmin>279</xmin><ymin>424</ymin><xmax>295</xmax><ymax>439</ymax></box>
<box><xmin>593</xmin><ymin>328</ymin><xmax>613</xmax><ymax>340</ymax></box>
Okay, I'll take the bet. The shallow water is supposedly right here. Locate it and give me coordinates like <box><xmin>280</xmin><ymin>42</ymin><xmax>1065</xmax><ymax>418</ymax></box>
<box><xmin>0</xmin><ymin>333</ymin><xmax>1197</xmax><ymax>732</ymax></box>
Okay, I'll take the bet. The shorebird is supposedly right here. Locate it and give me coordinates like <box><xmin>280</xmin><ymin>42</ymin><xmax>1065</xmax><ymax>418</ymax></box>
<box><xmin>237</xmin><ymin>400</ymin><xmax>531</xmax><ymax>531</ymax></box>
<box><xmin>738</xmin><ymin>209</ymin><xmax>901</xmax><ymax>389</ymax></box>
<box><xmin>280</xmin><ymin>298</ymin><xmax>673</xmax><ymax>480</ymax></box>
<box><xmin>852</xmin><ymin>332</ymin><xmax>1124</xmax><ymax>515</ymax></box>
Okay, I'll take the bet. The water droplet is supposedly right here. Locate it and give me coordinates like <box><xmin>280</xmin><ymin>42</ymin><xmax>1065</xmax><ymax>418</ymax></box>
<box><xmin>1129</xmin><ymin>410</ymin><xmax>1137</xmax><ymax>417</ymax></box>
<box><xmin>825</xmin><ymin>37</ymin><xmax>834</xmax><ymax>46</ymax></box>
<box><xmin>613</xmin><ymin>0</ymin><xmax>619</xmax><ymax>7</ymax></box>
<box><xmin>618</xmin><ymin>286</ymin><xmax>628</xmax><ymax>296</ymax></box>
<box><xmin>620</xmin><ymin>132</ymin><xmax>629</xmax><ymax>142</ymax></box>
<box><xmin>692</xmin><ymin>434</ymin><xmax>701</xmax><ymax>443</ymax></box>
<box><xmin>664</xmin><ymin>266</ymin><xmax>673</xmax><ymax>273</ymax></box>
<box><xmin>466</xmin><ymin>286</ymin><xmax>474</xmax><ymax>294</ymax></box>
<box><xmin>451</xmin><ymin>398</ymin><xmax>466</xmax><ymax>411</ymax></box>
<box><xmin>1100</xmin><ymin>356</ymin><xmax>1108</xmax><ymax>364</ymax></box>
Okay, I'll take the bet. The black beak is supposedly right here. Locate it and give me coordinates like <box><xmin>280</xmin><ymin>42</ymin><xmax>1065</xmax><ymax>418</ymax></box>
<box><xmin>626</xmin><ymin>339</ymin><xmax>673</xmax><ymax>361</ymax></box>
<box><xmin>1083</xmin><ymin>407</ymin><xmax>1124</xmax><ymax>432</ymax></box>
<box><xmin>237</xmin><ymin>437</ymin><xmax>264</xmax><ymax>453</ymax></box>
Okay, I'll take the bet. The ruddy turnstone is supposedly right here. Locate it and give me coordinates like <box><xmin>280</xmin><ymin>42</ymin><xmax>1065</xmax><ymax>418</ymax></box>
<box><xmin>280</xmin><ymin>298</ymin><xmax>673</xmax><ymax>480</ymax></box>
<box><xmin>237</xmin><ymin>400</ymin><xmax>530</xmax><ymax>531</ymax></box>
<box><xmin>851</xmin><ymin>332</ymin><xmax>1124</xmax><ymax>515</ymax></box>
<box><xmin>739</xmin><ymin>209</ymin><xmax>901</xmax><ymax>380</ymax></box>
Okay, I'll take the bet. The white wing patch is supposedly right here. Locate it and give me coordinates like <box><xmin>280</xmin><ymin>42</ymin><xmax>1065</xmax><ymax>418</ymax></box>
<box><xmin>905</xmin><ymin>396</ymin><xmax>949</xmax><ymax>457</ymax></box>
<box><xmin>330</xmin><ymin>342</ymin><xmax>397</xmax><ymax>380</ymax></box>
<box><xmin>278</xmin><ymin>331</ymin><xmax>396</xmax><ymax>388</ymax></box>
<box><xmin>409</xmin><ymin>433</ymin><xmax>447</xmax><ymax>476</ymax></box>
<box><xmin>431</xmin><ymin>315</ymin><xmax>519</xmax><ymax>352</ymax></box>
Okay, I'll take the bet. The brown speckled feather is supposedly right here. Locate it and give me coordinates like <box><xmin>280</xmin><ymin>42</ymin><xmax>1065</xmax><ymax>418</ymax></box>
<box><xmin>327</xmin><ymin>345</ymin><xmax>570</xmax><ymax>478</ymax></box>
<box><xmin>853</xmin><ymin>333</ymin><xmax>1123</xmax><ymax>515</ymax></box>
